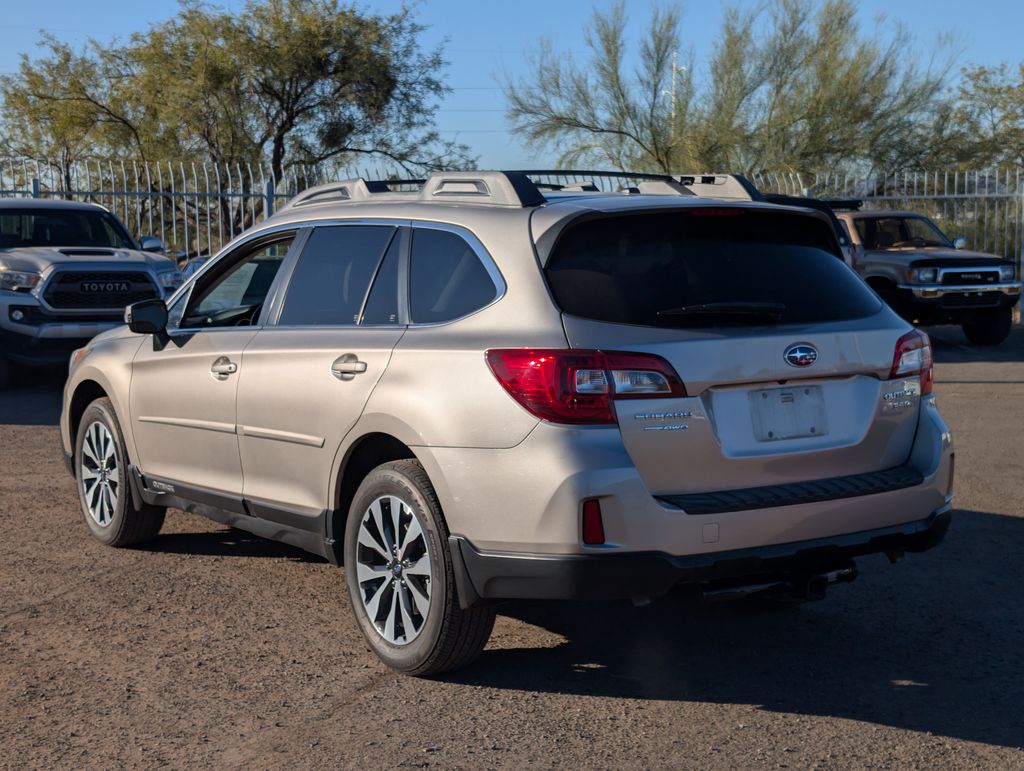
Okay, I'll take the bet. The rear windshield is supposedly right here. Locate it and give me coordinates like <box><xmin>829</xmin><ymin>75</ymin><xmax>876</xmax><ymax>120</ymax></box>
<box><xmin>544</xmin><ymin>210</ymin><xmax>880</xmax><ymax>328</ymax></box>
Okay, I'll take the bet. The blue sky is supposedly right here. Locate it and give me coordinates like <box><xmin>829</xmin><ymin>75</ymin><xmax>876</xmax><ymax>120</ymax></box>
<box><xmin>1</xmin><ymin>0</ymin><xmax>1021</xmax><ymax>168</ymax></box>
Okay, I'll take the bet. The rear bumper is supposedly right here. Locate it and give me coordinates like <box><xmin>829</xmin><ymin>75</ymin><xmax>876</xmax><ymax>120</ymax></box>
<box><xmin>450</xmin><ymin>505</ymin><xmax>951</xmax><ymax>606</ymax></box>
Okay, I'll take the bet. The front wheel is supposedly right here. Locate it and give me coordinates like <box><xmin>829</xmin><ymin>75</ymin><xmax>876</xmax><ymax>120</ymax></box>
<box><xmin>962</xmin><ymin>305</ymin><xmax>1013</xmax><ymax>346</ymax></box>
<box><xmin>343</xmin><ymin>460</ymin><xmax>495</xmax><ymax>676</ymax></box>
<box><xmin>75</xmin><ymin>398</ymin><xmax>165</xmax><ymax>546</ymax></box>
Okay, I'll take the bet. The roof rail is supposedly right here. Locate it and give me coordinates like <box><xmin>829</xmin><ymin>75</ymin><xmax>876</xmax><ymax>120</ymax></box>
<box><xmin>515</xmin><ymin>169</ymin><xmax>693</xmax><ymax>196</ymax></box>
<box><xmin>279</xmin><ymin>168</ymin><xmax>710</xmax><ymax>213</ymax></box>
<box><xmin>676</xmin><ymin>174</ymin><xmax>764</xmax><ymax>202</ymax></box>
<box><xmin>280</xmin><ymin>170</ymin><xmax>546</xmax><ymax>211</ymax></box>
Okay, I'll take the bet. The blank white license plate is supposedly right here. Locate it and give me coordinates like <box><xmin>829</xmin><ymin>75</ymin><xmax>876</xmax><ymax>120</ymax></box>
<box><xmin>749</xmin><ymin>385</ymin><xmax>828</xmax><ymax>442</ymax></box>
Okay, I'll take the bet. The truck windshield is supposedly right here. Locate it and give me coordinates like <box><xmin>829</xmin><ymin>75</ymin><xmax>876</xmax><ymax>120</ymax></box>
<box><xmin>854</xmin><ymin>216</ymin><xmax>953</xmax><ymax>249</ymax></box>
<box><xmin>0</xmin><ymin>208</ymin><xmax>135</xmax><ymax>249</ymax></box>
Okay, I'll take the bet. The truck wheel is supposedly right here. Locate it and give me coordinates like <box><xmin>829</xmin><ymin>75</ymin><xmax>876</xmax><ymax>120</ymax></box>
<box><xmin>344</xmin><ymin>459</ymin><xmax>495</xmax><ymax>676</ymax></box>
<box><xmin>962</xmin><ymin>306</ymin><xmax>1013</xmax><ymax>346</ymax></box>
<box><xmin>75</xmin><ymin>398</ymin><xmax>165</xmax><ymax>546</ymax></box>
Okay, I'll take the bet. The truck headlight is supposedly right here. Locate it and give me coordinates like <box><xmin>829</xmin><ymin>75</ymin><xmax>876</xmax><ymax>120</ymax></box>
<box><xmin>912</xmin><ymin>268</ymin><xmax>937</xmax><ymax>284</ymax></box>
<box><xmin>999</xmin><ymin>265</ymin><xmax>1015</xmax><ymax>281</ymax></box>
<box><xmin>157</xmin><ymin>270</ymin><xmax>184</xmax><ymax>291</ymax></box>
<box><xmin>0</xmin><ymin>268</ymin><xmax>42</xmax><ymax>292</ymax></box>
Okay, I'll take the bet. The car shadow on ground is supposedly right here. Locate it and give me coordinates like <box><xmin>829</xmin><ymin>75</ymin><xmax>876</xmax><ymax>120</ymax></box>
<box><xmin>140</xmin><ymin>525</ymin><xmax>327</xmax><ymax>563</ymax></box>
<box><xmin>452</xmin><ymin>507</ymin><xmax>1024</xmax><ymax>750</ymax></box>
<box><xmin>0</xmin><ymin>369</ymin><xmax>65</xmax><ymax>425</ymax></box>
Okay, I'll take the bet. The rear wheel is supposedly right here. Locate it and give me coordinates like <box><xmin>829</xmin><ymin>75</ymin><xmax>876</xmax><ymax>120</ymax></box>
<box><xmin>962</xmin><ymin>305</ymin><xmax>1013</xmax><ymax>346</ymax></box>
<box><xmin>75</xmin><ymin>398</ymin><xmax>165</xmax><ymax>546</ymax></box>
<box><xmin>343</xmin><ymin>459</ymin><xmax>495</xmax><ymax>676</ymax></box>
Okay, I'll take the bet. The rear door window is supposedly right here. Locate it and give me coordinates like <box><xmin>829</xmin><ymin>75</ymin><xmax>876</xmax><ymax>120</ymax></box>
<box><xmin>544</xmin><ymin>210</ymin><xmax>881</xmax><ymax>328</ymax></box>
<box><xmin>409</xmin><ymin>228</ymin><xmax>498</xmax><ymax>324</ymax></box>
<box><xmin>279</xmin><ymin>225</ymin><xmax>395</xmax><ymax>326</ymax></box>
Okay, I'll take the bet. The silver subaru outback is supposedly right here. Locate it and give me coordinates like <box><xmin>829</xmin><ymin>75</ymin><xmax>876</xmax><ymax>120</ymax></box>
<box><xmin>60</xmin><ymin>171</ymin><xmax>953</xmax><ymax>676</ymax></box>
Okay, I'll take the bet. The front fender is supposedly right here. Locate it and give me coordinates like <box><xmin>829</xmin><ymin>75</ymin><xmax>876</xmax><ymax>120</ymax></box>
<box><xmin>63</xmin><ymin>336</ymin><xmax>146</xmax><ymax>462</ymax></box>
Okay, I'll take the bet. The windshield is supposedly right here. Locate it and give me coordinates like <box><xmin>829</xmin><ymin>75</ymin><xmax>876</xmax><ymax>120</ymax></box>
<box><xmin>544</xmin><ymin>210</ymin><xmax>881</xmax><ymax>328</ymax></box>
<box><xmin>0</xmin><ymin>208</ymin><xmax>135</xmax><ymax>249</ymax></box>
<box><xmin>854</xmin><ymin>216</ymin><xmax>952</xmax><ymax>249</ymax></box>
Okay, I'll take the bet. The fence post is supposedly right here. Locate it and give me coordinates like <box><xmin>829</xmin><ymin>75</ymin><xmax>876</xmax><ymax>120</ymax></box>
<box><xmin>30</xmin><ymin>177</ymin><xmax>40</xmax><ymax>198</ymax></box>
<box><xmin>264</xmin><ymin>178</ymin><xmax>275</xmax><ymax>219</ymax></box>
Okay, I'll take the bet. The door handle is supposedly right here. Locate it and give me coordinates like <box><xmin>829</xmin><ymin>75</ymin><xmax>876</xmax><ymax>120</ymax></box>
<box><xmin>210</xmin><ymin>356</ymin><xmax>238</xmax><ymax>379</ymax></box>
<box><xmin>331</xmin><ymin>353</ymin><xmax>368</xmax><ymax>381</ymax></box>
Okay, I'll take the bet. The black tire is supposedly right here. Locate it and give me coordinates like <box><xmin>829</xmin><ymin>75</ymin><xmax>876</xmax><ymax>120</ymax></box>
<box><xmin>962</xmin><ymin>306</ymin><xmax>1013</xmax><ymax>346</ymax></box>
<box><xmin>74</xmin><ymin>397</ymin><xmax>165</xmax><ymax>546</ymax></box>
<box><xmin>343</xmin><ymin>459</ymin><xmax>495</xmax><ymax>676</ymax></box>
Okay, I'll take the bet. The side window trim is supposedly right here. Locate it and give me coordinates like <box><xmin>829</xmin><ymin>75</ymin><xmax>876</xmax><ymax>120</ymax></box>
<box><xmin>171</xmin><ymin>226</ymin><xmax>308</xmax><ymax>334</ymax></box>
<box><xmin>407</xmin><ymin>221</ymin><xmax>506</xmax><ymax>327</ymax></box>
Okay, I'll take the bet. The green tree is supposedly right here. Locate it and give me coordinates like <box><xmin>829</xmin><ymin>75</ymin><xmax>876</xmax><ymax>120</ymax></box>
<box><xmin>952</xmin><ymin>64</ymin><xmax>1024</xmax><ymax>167</ymax></box>
<box><xmin>0</xmin><ymin>0</ymin><xmax>471</xmax><ymax>179</ymax></box>
<box><xmin>504</xmin><ymin>0</ymin><xmax>958</xmax><ymax>175</ymax></box>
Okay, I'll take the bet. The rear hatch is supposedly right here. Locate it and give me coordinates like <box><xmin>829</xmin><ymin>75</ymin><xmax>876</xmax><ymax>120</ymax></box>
<box><xmin>541</xmin><ymin>206</ymin><xmax>924</xmax><ymax>495</ymax></box>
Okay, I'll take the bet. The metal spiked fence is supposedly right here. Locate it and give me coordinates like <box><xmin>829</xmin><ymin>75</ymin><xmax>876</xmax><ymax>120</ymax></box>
<box><xmin>0</xmin><ymin>158</ymin><xmax>404</xmax><ymax>260</ymax></box>
<box><xmin>752</xmin><ymin>169</ymin><xmax>1024</xmax><ymax>266</ymax></box>
<box><xmin>1</xmin><ymin>159</ymin><xmax>1022</xmax><ymax>271</ymax></box>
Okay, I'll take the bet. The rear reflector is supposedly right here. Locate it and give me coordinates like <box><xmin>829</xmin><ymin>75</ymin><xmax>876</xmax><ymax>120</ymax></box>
<box><xmin>582</xmin><ymin>499</ymin><xmax>606</xmax><ymax>545</ymax></box>
<box><xmin>946</xmin><ymin>453</ymin><xmax>955</xmax><ymax>498</ymax></box>
<box><xmin>890</xmin><ymin>329</ymin><xmax>933</xmax><ymax>395</ymax></box>
<box><xmin>486</xmin><ymin>349</ymin><xmax>686</xmax><ymax>425</ymax></box>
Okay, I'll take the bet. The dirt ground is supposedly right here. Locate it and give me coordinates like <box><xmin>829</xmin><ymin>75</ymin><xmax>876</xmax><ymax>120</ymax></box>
<box><xmin>1</xmin><ymin>328</ymin><xmax>1022</xmax><ymax>769</ymax></box>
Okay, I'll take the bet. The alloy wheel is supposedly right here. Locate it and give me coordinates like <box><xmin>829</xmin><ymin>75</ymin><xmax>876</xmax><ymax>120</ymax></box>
<box><xmin>355</xmin><ymin>495</ymin><xmax>433</xmax><ymax>645</ymax></box>
<box><xmin>80</xmin><ymin>420</ymin><xmax>120</xmax><ymax>527</ymax></box>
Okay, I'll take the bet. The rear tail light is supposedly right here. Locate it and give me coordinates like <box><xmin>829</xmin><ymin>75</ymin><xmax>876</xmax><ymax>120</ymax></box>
<box><xmin>485</xmin><ymin>349</ymin><xmax>686</xmax><ymax>425</ymax></box>
<box><xmin>890</xmin><ymin>329</ymin><xmax>933</xmax><ymax>395</ymax></box>
<box><xmin>582</xmin><ymin>499</ymin><xmax>606</xmax><ymax>545</ymax></box>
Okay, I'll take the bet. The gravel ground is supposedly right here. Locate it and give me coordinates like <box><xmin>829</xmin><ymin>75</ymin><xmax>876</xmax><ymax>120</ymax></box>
<box><xmin>1</xmin><ymin>327</ymin><xmax>1022</xmax><ymax>769</ymax></box>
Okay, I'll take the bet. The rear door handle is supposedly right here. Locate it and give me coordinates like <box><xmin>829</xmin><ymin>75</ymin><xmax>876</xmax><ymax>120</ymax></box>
<box><xmin>331</xmin><ymin>354</ymin><xmax>368</xmax><ymax>381</ymax></box>
<box><xmin>211</xmin><ymin>357</ymin><xmax>238</xmax><ymax>378</ymax></box>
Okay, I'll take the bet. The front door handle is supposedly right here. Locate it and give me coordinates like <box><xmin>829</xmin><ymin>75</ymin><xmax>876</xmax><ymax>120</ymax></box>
<box><xmin>211</xmin><ymin>356</ymin><xmax>238</xmax><ymax>379</ymax></box>
<box><xmin>331</xmin><ymin>353</ymin><xmax>368</xmax><ymax>381</ymax></box>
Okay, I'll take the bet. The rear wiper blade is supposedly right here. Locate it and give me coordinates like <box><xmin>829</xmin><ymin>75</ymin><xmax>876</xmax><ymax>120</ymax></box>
<box><xmin>656</xmin><ymin>302</ymin><xmax>787</xmax><ymax>320</ymax></box>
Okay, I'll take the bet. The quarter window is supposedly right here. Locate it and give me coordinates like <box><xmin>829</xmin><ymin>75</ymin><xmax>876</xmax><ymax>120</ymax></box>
<box><xmin>278</xmin><ymin>226</ymin><xmax>395</xmax><ymax>326</ymax></box>
<box><xmin>409</xmin><ymin>228</ymin><xmax>497</xmax><ymax>324</ymax></box>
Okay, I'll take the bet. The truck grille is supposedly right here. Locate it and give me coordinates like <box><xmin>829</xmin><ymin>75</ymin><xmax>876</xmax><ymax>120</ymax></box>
<box><xmin>43</xmin><ymin>271</ymin><xmax>158</xmax><ymax>309</ymax></box>
<box><xmin>941</xmin><ymin>270</ymin><xmax>1000</xmax><ymax>285</ymax></box>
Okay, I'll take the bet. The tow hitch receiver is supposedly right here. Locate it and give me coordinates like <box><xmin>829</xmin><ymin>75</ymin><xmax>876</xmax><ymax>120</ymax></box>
<box><xmin>701</xmin><ymin>562</ymin><xmax>858</xmax><ymax>604</ymax></box>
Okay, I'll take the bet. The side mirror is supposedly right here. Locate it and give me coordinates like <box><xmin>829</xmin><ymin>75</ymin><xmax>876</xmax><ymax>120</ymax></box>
<box><xmin>126</xmin><ymin>299</ymin><xmax>168</xmax><ymax>335</ymax></box>
<box><xmin>139</xmin><ymin>235</ymin><xmax>166</xmax><ymax>254</ymax></box>
<box><xmin>952</xmin><ymin>236</ymin><xmax>967</xmax><ymax>250</ymax></box>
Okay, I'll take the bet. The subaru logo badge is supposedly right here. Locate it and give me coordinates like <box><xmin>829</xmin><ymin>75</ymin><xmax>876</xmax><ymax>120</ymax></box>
<box><xmin>784</xmin><ymin>343</ymin><xmax>818</xmax><ymax>368</ymax></box>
